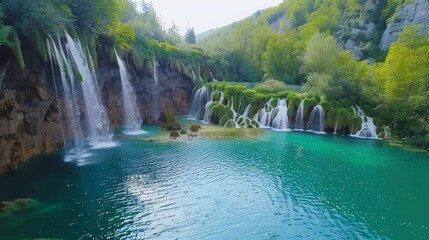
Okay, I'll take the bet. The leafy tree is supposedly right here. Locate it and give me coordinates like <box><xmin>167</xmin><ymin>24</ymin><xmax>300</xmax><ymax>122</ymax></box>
<box><xmin>378</xmin><ymin>26</ymin><xmax>429</xmax><ymax>140</ymax></box>
<box><xmin>3</xmin><ymin>0</ymin><xmax>72</xmax><ymax>35</ymax></box>
<box><xmin>302</xmin><ymin>32</ymin><xmax>340</xmax><ymax>75</ymax></box>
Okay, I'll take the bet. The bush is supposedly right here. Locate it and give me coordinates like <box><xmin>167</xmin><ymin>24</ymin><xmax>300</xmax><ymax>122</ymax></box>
<box><xmin>159</xmin><ymin>111</ymin><xmax>182</xmax><ymax>131</ymax></box>
<box><xmin>170</xmin><ymin>131</ymin><xmax>180</xmax><ymax>138</ymax></box>
<box><xmin>190</xmin><ymin>124</ymin><xmax>201</xmax><ymax>132</ymax></box>
<box><xmin>180</xmin><ymin>130</ymin><xmax>187</xmax><ymax>135</ymax></box>
<box><xmin>255</xmin><ymin>79</ymin><xmax>288</xmax><ymax>93</ymax></box>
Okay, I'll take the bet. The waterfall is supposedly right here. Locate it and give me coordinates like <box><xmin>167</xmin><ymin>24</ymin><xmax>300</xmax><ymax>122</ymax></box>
<box><xmin>198</xmin><ymin>64</ymin><xmax>203</xmax><ymax>81</ymax></box>
<box><xmin>295</xmin><ymin>100</ymin><xmax>304</xmax><ymax>130</ymax></box>
<box><xmin>272</xmin><ymin>99</ymin><xmax>289</xmax><ymax>131</ymax></box>
<box><xmin>242</xmin><ymin>104</ymin><xmax>251</xmax><ymax>118</ymax></box>
<box><xmin>48</xmin><ymin>38</ymin><xmax>83</xmax><ymax>139</ymax></box>
<box><xmin>382</xmin><ymin>126</ymin><xmax>392</xmax><ymax>139</ymax></box>
<box><xmin>203</xmin><ymin>92</ymin><xmax>215</xmax><ymax>123</ymax></box>
<box><xmin>224</xmin><ymin>101</ymin><xmax>258</xmax><ymax>128</ymax></box>
<box><xmin>115</xmin><ymin>50</ymin><xmax>144</xmax><ymax>135</ymax></box>
<box><xmin>334</xmin><ymin>115</ymin><xmax>339</xmax><ymax>134</ymax></box>
<box><xmin>65</xmin><ymin>33</ymin><xmax>111</xmax><ymax>138</ymax></box>
<box><xmin>256</xmin><ymin>99</ymin><xmax>274</xmax><ymax>128</ymax></box>
<box><xmin>352</xmin><ymin>106</ymin><xmax>379</xmax><ymax>139</ymax></box>
<box><xmin>190</xmin><ymin>87</ymin><xmax>208</xmax><ymax>118</ymax></box>
<box><xmin>219</xmin><ymin>91</ymin><xmax>225</xmax><ymax>104</ymax></box>
<box><xmin>153</xmin><ymin>60</ymin><xmax>159</xmax><ymax>85</ymax></box>
<box><xmin>307</xmin><ymin>105</ymin><xmax>325</xmax><ymax>133</ymax></box>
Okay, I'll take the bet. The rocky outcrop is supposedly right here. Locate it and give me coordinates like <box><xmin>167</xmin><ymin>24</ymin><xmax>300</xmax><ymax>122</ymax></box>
<box><xmin>0</xmin><ymin>46</ymin><xmax>66</xmax><ymax>173</ymax></box>
<box><xmin>0</xmin><ymin>43</ymin><xmax>195</xmax><ymax>173</ymax></box>
<box><xmin>380</xmin><ymin>0</ymin><xmax>429</xmax><ymax>50</ymax></box>
<box><xmin>99</xmin><ymin>61</ymin><xmax>194</xmax><ymax>127</ymax></box>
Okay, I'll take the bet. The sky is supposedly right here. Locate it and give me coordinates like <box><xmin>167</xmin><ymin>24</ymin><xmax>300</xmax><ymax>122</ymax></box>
<box><xmin>150</xmin><ymin>0</ymin><xmax>284</xmax><ymax>35</ymax></box>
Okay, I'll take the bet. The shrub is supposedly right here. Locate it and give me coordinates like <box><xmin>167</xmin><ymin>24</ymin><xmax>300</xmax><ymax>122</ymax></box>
<box><xmin>180</xmin><ymin>130</ymin><xmax>187</xmax><ymax>135</ymax></box>
<box><xmin>255</xmin><ymin>79</ymin><xmax>288</xmax><ymax>93</ymax></box>
<box><xmin>159</xmin><ymin>111</ymin><xmax>182</xmax><ymax>131</ymax></box>
<box><xmin>190</xmin><ymin>124</ymin><xmax>201</xmax><ymax>132</ymax></box>
<box><xmin>170</xmin><ymin>131</ymin><xmax>180</xmax><ymax>138</ymax></box>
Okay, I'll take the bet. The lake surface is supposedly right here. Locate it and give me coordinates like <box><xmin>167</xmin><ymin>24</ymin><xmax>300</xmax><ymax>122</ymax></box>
<box><xmin>1</xmin><ymin>125</ymin><xmax>428</xmax><ymax>239</ymax></box>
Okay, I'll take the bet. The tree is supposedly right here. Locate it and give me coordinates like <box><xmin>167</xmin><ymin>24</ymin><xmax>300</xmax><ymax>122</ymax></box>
<box><xmin>302</xmin><ymin>32</ymin><xmax>340</xmax><ymax>75</ymax></box>
<box><xmin>185</xmin><ymin>28</ymin><xmax>196</xmax><ymax>44</ymax></box>
<box><xmin>0</xmin><ymin>3</ymin><xmax>11</xmax><ymax>45</ymax></box>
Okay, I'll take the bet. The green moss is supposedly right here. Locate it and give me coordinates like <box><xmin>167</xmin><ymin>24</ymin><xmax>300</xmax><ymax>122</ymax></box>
<box><xmin>160</xmin><ymin>111</ymin><xmax>182</xmax><ymax>131</ymax></box>
<box><xmin>213</xmin><ymin>90</ymin><xmax>222</xmax><ymax>102</ymax></box>
<box><xmin>287</xmin><ymin>94</ymin><xmax>302</xmax><ymax>117</ymax></box>
<box><xmin>190</xmin><ymin>124</ymin><xmax>202</xmax><ymax>132</ymax></box>
<box><xmin>170</xmin><ymin>131</ymin><xmax>180</xmax><ymax>138</ymax></box>
<box><xmin>210</xmin><ymin>103</ymin><xmax>226</xmax><ymax>119</ymax></box>
<box><xmin>219</xmin><ymin>115</ymin><xmax>229</xmax><ymax>126</ymax></box>
<box><xmin>303</xmin><ymin>98</ymin><xmax>319</xmax><ymax>119</ymax></box>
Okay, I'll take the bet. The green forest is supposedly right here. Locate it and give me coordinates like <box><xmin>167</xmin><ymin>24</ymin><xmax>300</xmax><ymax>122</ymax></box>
<box><xmin>0</xmin><ymin>0</ymin><xmax>428</xmax><ymax>148</ymax></box>
<box><xmin>0</xmin><ymin>0</ymin><xmax>204</xmax><ymax>76</ymax></box>
<box><xmin>197</xmin><ymin>0</ymin><xmax>429</xmax><ymax>149</ymax></box>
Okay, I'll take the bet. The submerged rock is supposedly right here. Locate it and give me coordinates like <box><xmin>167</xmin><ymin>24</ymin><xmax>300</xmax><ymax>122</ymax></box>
<box><xmin>0</xmin><ymin>198</ymin><xmax>42</xmax><ymax>218</ymax></box>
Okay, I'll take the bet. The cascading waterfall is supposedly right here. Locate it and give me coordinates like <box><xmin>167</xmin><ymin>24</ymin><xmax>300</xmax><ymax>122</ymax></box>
<box><xmin>224</xmin><ymin>100</ymin><xmax>258</xmax><ymax>128</ymax></box>
<box><xmin>203</xmin><ymin>92</ymin><xmax>215</xmax><ymax>123</ymax></box>
<box><xmin>271</xmin><ymin>99</ymin><xmax>289</xmax><ymax>131</ymax></box>
<box><xmin>255</xmin><ymin>99</ymin><xmax>274</xmax><ymax>128</ymax></box>
<box><xmin>242</xmin><ymin>104</ymin><xmax>251</xmax><ymax>118</ymax></box>
<box><xmin>65</xmin><ymin>33</ymin><xmax>112</xmax><ymax>140</ymax></box>
<box><xmin>352</xmin><ymin>106</ymin><xmax>379</xmax><ymax>139</ymax></box>
<box><xmin>295</xmin><ymin>100</ymin><xmax>304</xmax><ymax>130</ymax></box>
<box><xmin>190</xmin><ymin>87</ymin><xmax>209</xmax><ymax>118</ymax></box>
<box><xmin>307</xmin><ymin>105</ymin><xmax>325</xmax><ymax>133</ymax></box>
<box><xmin>115</xmin><ymin>50</ymin><xmax>144</xmax><ymax>135</ymax></box>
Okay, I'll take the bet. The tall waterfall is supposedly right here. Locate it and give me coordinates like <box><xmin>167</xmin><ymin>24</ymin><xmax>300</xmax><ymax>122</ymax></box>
<box><xmin>115</xmin><ymin>51</ymin><xmax>144</xmax><ymax>135</ymax></box>
<box><xmin>307</xmin><ymin>105</ymin><xmax>325</xmax><ymax>133</ymax></box>
<box><xmin>352</xmin><ymin>107</ymin><xmax>379</xmax><ymax>139</ymax></box>
<box><xmin>271</xmin><ymin>99</ymin><xmax>289</xmax><ymax>131</ymax></box>
<box><xmin>48</xmin><ymin>38</ymin><xmax>83</xmax><ymax>139</ymax></box>
<box><xmin>190</xmin><ymin>87</ymin><xmax>208</xmax><ymax>118</ymax></box>
<box><xmin>65</xmin><ymin>34</ymin><xmax>111</xmax><ymax>138</ymax></box>
<box><xmin>203</xmin><ymin>92</ymin><xmax>215</xmax><ymax>123</ymax></box>
<box><xmin>295</xmin><ymin>100</ymin><xmax>304</xmax><ymax>130</ymax></box>
<box><xmin>153</xmin><ymin>60</ymin><xmax>159</xmax><ymax>85</ymax></box>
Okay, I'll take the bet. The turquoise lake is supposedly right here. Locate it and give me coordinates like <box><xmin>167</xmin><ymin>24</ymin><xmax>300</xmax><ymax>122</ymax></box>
<box><xmin>0</xmin><ymin>125</ymin><xmax>428</xmax><ymax>239</ymax></box>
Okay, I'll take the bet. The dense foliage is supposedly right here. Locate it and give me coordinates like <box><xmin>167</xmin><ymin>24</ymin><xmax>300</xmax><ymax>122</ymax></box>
<box><xmin>0</xmin><ymin>0</ymin><xmax>206</xmax><ymax>76</ymax></box>
<box><xmin>198</xmin><ymin>0</ymin><xmax>428</xmax><ymax>148</ymax></box>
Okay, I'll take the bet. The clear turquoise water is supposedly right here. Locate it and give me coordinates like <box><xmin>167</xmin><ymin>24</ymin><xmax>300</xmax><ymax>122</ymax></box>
<box><xmin>1</xmin><ymin>126</ymin><xmax>428</xmax><ymax>239</ymax></box>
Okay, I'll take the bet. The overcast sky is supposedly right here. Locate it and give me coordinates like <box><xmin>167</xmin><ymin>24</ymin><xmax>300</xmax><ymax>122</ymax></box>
<box><xmin>150</xmin><ymin>0</ymin><xmax>284</xmax><ymax>35</ymax></box>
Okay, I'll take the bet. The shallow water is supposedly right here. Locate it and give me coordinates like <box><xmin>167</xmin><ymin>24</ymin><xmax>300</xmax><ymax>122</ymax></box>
<box><xmin>0</xmin><ymin>126</ymin><xmax>428</xmax><ymax>239</ymax></box>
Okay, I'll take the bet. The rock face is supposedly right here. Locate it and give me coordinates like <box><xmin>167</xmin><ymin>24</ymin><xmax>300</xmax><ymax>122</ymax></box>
<box><xmin>380</xmin><ymin>0</ymin><xmax>429</xmax><ymax>50</ymax></box>
<box><xmin>100</xmin><ymin>61</ymin><xmax>194</xmax><ymax>127</ymax></box>
<box><xmin>0</xmin><ymin>44</ymin><xmax>195</xmax><ymax>173</ymax></box>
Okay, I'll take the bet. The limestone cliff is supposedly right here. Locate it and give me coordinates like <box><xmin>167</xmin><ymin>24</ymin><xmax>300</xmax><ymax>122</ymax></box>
<box><xmin>0</xmin><ymin>44</ymin><xmax>195</xmax><ymax>173</ymax></box>
<box><xmin>380</xmin><ymin>0</ymin><xmax>429</xmax><ymax>50</ymax></box>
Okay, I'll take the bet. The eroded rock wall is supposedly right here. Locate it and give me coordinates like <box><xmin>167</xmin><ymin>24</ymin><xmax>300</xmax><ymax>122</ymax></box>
<box><xmin>0</xmin><ymin>46</ymin><xmax>195</xmax><ymax>173</ymax></box>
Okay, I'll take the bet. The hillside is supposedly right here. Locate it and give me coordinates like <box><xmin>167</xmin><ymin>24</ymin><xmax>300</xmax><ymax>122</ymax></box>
<box><xmin>197</xmin><ymin>0</ymin><xmax>429</xmax><ymax>149</ymax></box>
<box><xmin>198</xmin><ymin>0</ymin><xmax>428</xmax><ymax>82</ymax></box>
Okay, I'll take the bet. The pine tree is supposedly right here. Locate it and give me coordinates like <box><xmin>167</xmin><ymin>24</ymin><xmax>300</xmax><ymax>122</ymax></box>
<box><xmin>185</xmin><ymin>28</ymin><xmax>196</xmax><ymax>44</ymax></box>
